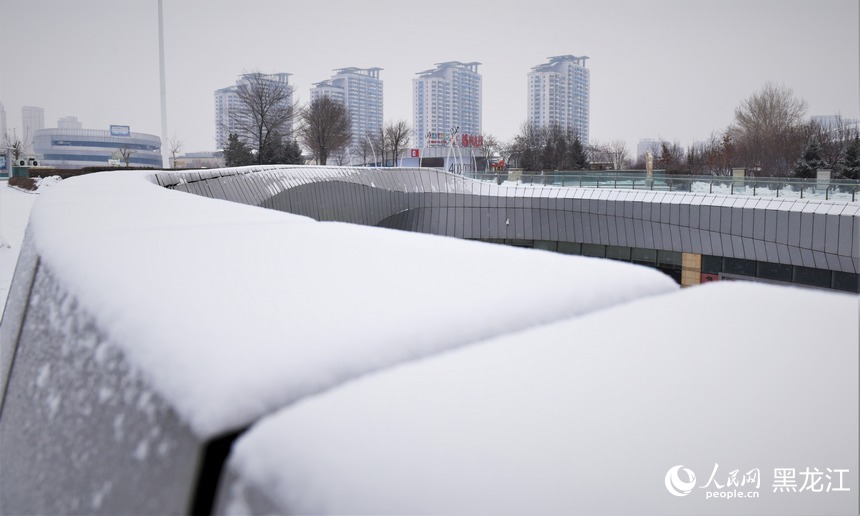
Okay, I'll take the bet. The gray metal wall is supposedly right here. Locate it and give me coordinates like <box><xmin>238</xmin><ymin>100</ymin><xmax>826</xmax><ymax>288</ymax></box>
<box><xmin>0</xmin><ymin>262</ymin><xmax>201</xmax><ymax>514</ymax></box>
<box><xmin>156</xmin><ymin>166</ymin><xmax>860</xmax><ymax>274</ymax></box>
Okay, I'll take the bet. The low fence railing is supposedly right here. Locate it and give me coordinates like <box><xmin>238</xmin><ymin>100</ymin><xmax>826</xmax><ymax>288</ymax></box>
<box><xmin>466</xmin><ymin>171</ymin><xmax>860</xmax><ymax>202</ymax></box>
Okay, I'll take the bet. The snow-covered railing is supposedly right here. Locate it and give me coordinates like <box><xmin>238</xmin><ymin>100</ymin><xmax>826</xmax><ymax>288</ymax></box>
<box><xmin>467</xmin><ymin>171</ymin><xmax>860</xmax><ymax>203</ymax></box>
<box><xmin>0</xmin><ymin>168</ymin><xmax>677</xmax><ymax>513</ymax></box>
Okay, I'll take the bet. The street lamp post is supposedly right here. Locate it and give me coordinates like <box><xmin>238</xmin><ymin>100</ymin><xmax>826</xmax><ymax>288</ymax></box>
<box><xmin>158</xmin><ymin>0</ymin><xmax>169</xmax><ymax>169</ymax></box>
<box><xmin>366</xmin><ymin>132</ymin><xmax>378</xmax><ymax>167</ymax></box>
<box><xmin>0</xmin><ymin>147</ymin><xmax>9</xmax><ymax>248</ymax></box>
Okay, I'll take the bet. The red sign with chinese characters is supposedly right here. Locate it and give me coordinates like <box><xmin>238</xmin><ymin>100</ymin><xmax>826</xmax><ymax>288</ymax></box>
<box><xmin>461</xmin><ymin>134</ymin><xmax>484</xmax><ymax>147</ymax></box>
<box><xmin>410</xmin><ymin>149</ymin><xmax>419</xmax><ymax>158</ymax></box>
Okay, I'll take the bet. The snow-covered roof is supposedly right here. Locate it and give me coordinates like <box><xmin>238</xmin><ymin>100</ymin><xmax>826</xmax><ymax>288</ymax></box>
<box><xmin>221</xmin><ymin>281</ymin><xmax>859</xmax><ymax>515</ymax></box>
<box><xmin>26</xmin><ymin>170</ymin><xmax>678</xmax><ymax>438</ymax></box>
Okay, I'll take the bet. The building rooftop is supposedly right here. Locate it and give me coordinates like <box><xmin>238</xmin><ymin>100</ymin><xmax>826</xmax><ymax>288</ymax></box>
<box><xmin>531</xmin><ymin>54</ymin><xmax>590</xmax><ymax>72</ymax></box>
<box><xmin>416</xmin><ymin>61</ymin><xmax>481</xmax><ymax>77</ymax></box>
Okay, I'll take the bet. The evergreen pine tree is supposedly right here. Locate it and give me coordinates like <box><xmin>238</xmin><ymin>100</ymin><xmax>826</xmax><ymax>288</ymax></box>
<box><xmin>259</xmin><ymin>131</ymin><xmax>286</xmax><ymax>165</ymax></box>
<box><xmin>223</xmin><ymin>133</ymin><xmax>254</xmax><ymax>167</ymax></box>
<box><xmin>571</xmin><ymin>137</ymin><xmax>590</xmax><ymax>170</ymax></box>
<box><xmin>257</xmin><ymin>132</ymin><xmax>304</xmax><ymax>165</ymax></box>
<box><xmin>793</xmin><ymin>140</ymin><xmax>825</xmax><ymax>178</ymax></box>
<box><xmin>840</xmin><ymin>136</ymin><xmax>860</xmax><ymax>180</ymax></box>
<box><xmin>283</xmin><ymin>140</ymin><xmax>304</xmax><ymax>164</ymax></box>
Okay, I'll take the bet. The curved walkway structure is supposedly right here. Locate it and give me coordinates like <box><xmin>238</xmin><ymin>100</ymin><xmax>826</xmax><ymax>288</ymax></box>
<box><xmin>0</xmin><ymin>166</ymin><xmax>857</xmax><ymax>515</ymax></box>
<box><xmin>159</xmin><ymin>165</ymin><xmax>859</xmax><ymax>290</ymax></box>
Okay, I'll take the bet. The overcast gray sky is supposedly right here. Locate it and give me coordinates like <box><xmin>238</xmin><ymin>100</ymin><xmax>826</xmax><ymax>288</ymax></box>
<box><xmin>1</xmin><ymin>0</ymin><xmax>857</xmax><ymax>156</ymax></box>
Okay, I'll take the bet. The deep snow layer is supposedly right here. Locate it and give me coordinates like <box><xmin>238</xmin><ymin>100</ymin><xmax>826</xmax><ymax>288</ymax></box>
<box><xmin>0</xmin><ymin>178</ymin><xmax>59</xmax><ymax>316</ymax></box>
<box><xmin>23</xmin><ymin>171</ymin><xmax>678</xmax><ymax>437</ymax></box>
<box><xmin>226</xmin><ymin>281</ymin><xmax>859</xmax><ymax>515</ymax></box>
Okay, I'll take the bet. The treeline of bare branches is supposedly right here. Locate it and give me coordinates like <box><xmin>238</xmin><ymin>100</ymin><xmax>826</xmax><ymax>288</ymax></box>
<box><xmin>340</xmin><ymin>120</ymin><xmax>410</xmax><ymax>167</ymax></box>
<box><xmin>503</xmin><ymin>81</ymin><xmax>859</xmax><ymax>178</ymax></box>
<box><xmin>715</xmin><ymin>82</ymin><xmax>859</xmax><ymax>178</ymax></box>
<box><xmin>511</xmin><ymin>123</ymin><xmax>590</xmax><ymax>171</ymax></box>
<box><xmin>221</xmin><ymin>71</ymin><xmax>417</xmax><ymax>166</ymax></box>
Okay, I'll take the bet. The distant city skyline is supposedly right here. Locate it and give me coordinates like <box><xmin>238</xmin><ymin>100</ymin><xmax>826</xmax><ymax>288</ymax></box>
<box><xmin>1</xmin><ymin>0</ymin><xmax>857</xmax><ymax>158</ymax></box>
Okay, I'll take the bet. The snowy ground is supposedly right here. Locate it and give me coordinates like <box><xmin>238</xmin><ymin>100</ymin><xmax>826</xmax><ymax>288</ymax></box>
<box><xmin>0</xmin><ymin>177</ymin><xmax>62</xmax><ymax>315</ymax></box>
<box><xmin>0</xmin><ymin>180</ymin><xmax>44</xmax><ymax>316</ymax></box>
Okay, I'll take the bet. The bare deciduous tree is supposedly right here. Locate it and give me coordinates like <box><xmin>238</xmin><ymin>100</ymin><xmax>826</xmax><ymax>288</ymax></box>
<box><xmin>4</xmin><ymin>129</ymin><xmax>29</xmax><ymax>161</ymax></box>
<box><xmin>116</xmin><ymin>146</ymin><xmax>135</xmax><ymax>167</ymax></box>
<box><xmin>331</xmin><ymin>146</ymin><xmax>351</xmax><ymax>166</ymax></box>
<box><xmin>167</xmin><ymin>133</ymin><xmax>184</xmax><ymax>169</ymax></box>
<box><xmin>603</xmin><ymin>140</ymin><xmax>629</xmax><ymax>170</ymax></box>
<box><xmin>298</xmin><ymin>96</ymin><xmax>351</xmax><ymax>165</ymax></box>
<box><xmin>805</xmin><ymin>116</ymin><xmax>859</xmax><ymax>172</ymax></box>
<box><xmin>683</xmin><ymin>131</ymin><xmax>737</xmax><ymax>176</ymax></box>
<box><xmin>230</xmin><ymin>72</ymin><xmax>297</xmax><ymax>165</ymax></box>
<box><xmin>480</xmin><ymin>134</ymin><xmax>500</xmax><ymax>171</ymax></box>
<box><xmin>511</xmin><ymin>122</ymin><xmax>544</xmax><ymax>171</ymax></box>
<box><xmin>496</xmin><ymin>138</ymin><xmax>516</xmax><ymax>166</ymax></box>
<box><xmin>352</xmin><ymin>137</ymin><xmax>375</xmax><ymax>166</ymax></box>
<box><xmin>731</xmin><ymin>82</ymin><xmax>808</xmax><ymax>175</ymax></box>
<box><xmin>734</xmin><ymin>82</ymin><xmax>807</xmax><ymax>138</ymax></box>
<box><xmin>384</xmin><ymin>119</ymin><xmax>411</xmax><ymax>167</ymax></box>
<box><xmin>657</xmin><ymin>140</ymin><xmax>686</xmax><ymax>173</ymax></box>
<box><xmin>372</xmin><ymin>127</ymin><xmax>388</xmax><ymax>166</ymax></box>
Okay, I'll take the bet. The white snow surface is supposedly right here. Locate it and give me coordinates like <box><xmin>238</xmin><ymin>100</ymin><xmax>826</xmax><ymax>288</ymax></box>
<box><xmin>227</xmin><ymin>282</ymin><xmax>859</xmax><ymax>516</ymax></box>
<box><xmin>24</xmin><ymin>171</ymin><xmax>678</xmax><ymax>437</ymax></box>
<box><xmin>0</xmin><ymin>178</ymin><xmax>57</xmax><ymax>314</ymax></box>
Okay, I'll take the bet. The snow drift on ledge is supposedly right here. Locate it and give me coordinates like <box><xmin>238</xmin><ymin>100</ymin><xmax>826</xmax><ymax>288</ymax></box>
<box><xmin>25</xmin><ymin>170</ymin><xmax>678</xmax><ymax>437</ymax></box>
<box><xmin>225</xmin><ymin>281</ymin><xmax>859</xmax><ymax>516</ymax></box>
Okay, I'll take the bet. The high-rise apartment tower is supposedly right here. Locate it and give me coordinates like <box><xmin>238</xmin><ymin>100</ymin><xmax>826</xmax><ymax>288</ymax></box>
<box><xmin>214</xmin><ymin>73</ymin><xmax>293</xmax><ymax>150</ymax></box>
<box><xmin>22</xmin><ymin>106</ymin><xmax>45</xmax><ymax>146</ymax></box>
<box><xmin>0</xmin><ymin>102</ymin><xmax>6</xmax><ymax>139</ymax></box>
<box><xmin>310</xmin><ymin>67</ymin><xmax>383</xmax><ymax>161</ymax></box>
<box><xmin>413</xmin><ymin>62</ymin><xmax>482</xmax><ymax>149</ymax></box>
<box><xmin>527</xmin><ymin>55</ymin><xmax>590</xmax><ymax>142</ymax></box>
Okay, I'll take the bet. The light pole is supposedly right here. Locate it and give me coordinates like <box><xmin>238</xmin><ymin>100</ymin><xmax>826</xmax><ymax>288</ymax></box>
<box><xmin>158</xmin><ymin>0</ymin><xmax>169</xmax><ymax>169</ymax></box>
<box><xmin>366</xmin><ymin>132</ymin><xmax>378</xmax><ymax>167</ymax></box>
<box><xmin>445</xmin><ymin>126</ymin><xmax>463</xmax><ymax>174</ymax></box>
<box><xmin>0</xmin><ymin>147</ymin><xmax>12</xmax><ymax>248</ymax></box>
